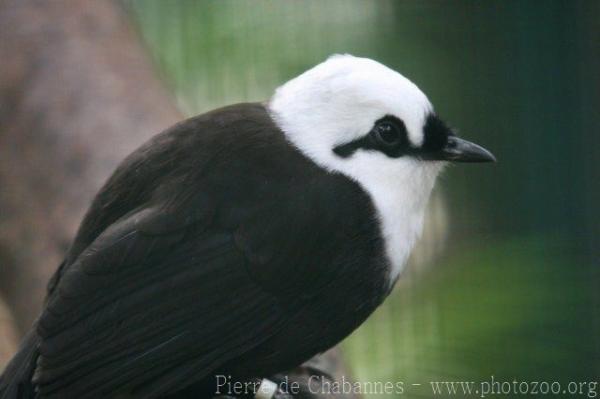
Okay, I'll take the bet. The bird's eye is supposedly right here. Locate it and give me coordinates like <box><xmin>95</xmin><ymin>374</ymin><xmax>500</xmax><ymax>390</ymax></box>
<box><xmin>371</xmin><ymin>119</ymin><xmax>407</xmax><ymax>147</ymax></box>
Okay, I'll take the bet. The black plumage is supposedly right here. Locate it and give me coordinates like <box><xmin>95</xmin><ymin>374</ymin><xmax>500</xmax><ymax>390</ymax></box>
<box><xmin>1</xmin><ymin>103</ymin><xmax>390</xmax><ymax>398</ymax></box>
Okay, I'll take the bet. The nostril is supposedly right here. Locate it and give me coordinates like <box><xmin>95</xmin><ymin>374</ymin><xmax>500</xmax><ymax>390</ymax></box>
<box><xmin>446</xmin><ymin>136</ymin><xmax>458</xmax><ymax>149</ymax></box>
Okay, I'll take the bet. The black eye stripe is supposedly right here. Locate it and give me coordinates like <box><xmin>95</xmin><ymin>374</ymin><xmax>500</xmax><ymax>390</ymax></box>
<box><xmin>332</xmin><ymin>115</ymin><xmax>409</xmax><ymax>158</ymax></box>
<box><xmin>332</xmin><ymin>136</ymin><xmax>371</xmax><ymax>158</ymax></box>
<box><xmin>332</xmin><ymin>113</ymin><xmax>453</xmax><ymax>159</ymax></box>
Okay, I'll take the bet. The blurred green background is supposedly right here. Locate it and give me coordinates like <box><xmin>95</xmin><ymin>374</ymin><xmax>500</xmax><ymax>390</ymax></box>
<box><xmin>126</xmin><ymin>1</ymin><xmax>599</xmax><ymax>397</ymax></box>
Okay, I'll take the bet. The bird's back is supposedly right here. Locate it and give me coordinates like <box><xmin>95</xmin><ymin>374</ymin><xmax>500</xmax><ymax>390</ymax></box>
<box><xmin>2</xmin><ymin>103</ymin><xmax>390</xmax><ymax>398</ymax></box>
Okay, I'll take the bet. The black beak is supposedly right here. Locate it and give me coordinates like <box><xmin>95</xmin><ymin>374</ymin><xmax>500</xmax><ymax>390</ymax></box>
<box><xmin>432</xmin><ymin>136</ymin><xmax>496</xmax><ymax>163</ymax></box>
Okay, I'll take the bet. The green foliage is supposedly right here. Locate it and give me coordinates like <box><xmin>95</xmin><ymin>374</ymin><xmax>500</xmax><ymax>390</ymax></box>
<box><xmin>344</xmin><ymin>237</ymin><xmax>596</xmax><ymax>396</ymax></box>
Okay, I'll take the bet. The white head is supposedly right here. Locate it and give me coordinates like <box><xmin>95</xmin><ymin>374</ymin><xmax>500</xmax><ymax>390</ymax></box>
<box><xmin>269</xmin><ymin>55</ymin><xmax>494</xmax><ymax>282</ymax></box>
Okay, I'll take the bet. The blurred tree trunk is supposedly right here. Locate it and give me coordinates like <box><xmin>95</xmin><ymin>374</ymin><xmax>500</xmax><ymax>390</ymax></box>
<box><xmin>0</xmin><ymin>2</ymin><xmax>356</xmax><ymax>396</ymax></box>
<box><xmin>0</xmin><ymin>298</ymin><xmax>18</xmax><ymax>368</ymax></box>
<box><xmin>0</xmin><ymin>0</ymin><xmax>180</xmax><ymax>337</ymax></box>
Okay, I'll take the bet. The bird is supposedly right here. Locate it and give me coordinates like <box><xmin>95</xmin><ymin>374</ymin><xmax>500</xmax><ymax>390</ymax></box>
<box><xmin>0</xmin><ymin>54</ymin><xmax>495</xmax><ymax>399</ymax></box>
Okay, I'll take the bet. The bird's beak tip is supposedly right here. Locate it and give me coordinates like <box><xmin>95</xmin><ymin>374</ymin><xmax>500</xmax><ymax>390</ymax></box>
<box><xmin>443</xmin><ymin>136</ymin><xmax>496</xmax><ymax>163</ymax></box>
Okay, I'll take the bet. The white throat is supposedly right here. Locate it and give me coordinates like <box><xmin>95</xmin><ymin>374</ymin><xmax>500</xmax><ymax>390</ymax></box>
<box><xmin>348</xmin><ymin>155</ymin><xmax>442</xmax><ymax>283</ymax></box>
<box><xmin>313</xmin><ymin>149</ymin><xmax>442</xmax><ymax>284</ymax></box>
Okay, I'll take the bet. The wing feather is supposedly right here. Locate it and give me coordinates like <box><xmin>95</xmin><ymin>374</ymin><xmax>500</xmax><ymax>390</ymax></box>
<box><xmin>34</xmin><ymin>209</ymin><xmax>287</xmax><ymax>398</ymax></box>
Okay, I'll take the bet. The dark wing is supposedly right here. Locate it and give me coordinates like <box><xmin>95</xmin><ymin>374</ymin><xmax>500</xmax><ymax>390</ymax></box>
<box><xmin>32</xmin><ymin>104</ymin><xmax>371</xmax><ymax>398</ymax></box>
<box><xmin>35</xmin><ymin>206</ymin><xmax>288</xmax><ymax>398</ymax></box>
